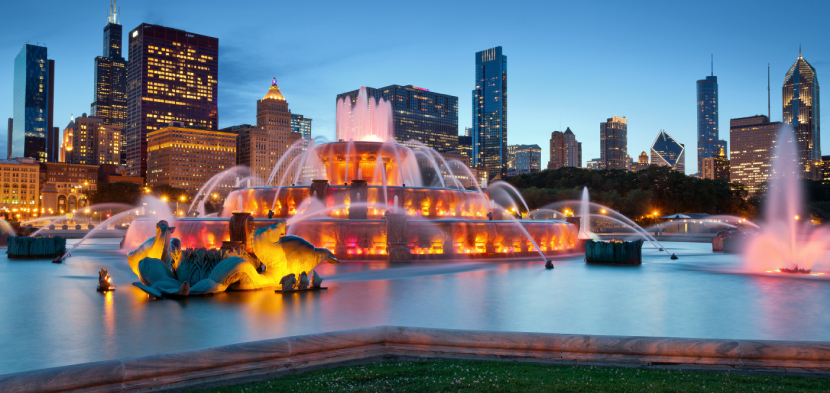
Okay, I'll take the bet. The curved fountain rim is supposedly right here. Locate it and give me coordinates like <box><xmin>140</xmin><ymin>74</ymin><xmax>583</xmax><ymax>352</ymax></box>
<box><xmin>168</xmin><ymin>217</ymin><xmax>572</xmax><ymax>224</ymax></box>
<box><xmin>233</xmin><ymin>185</ymin><xmax>485</xmax><ymax>193</ymax></box>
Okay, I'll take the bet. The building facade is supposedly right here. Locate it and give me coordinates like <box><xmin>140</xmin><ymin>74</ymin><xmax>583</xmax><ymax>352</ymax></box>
<box><xmin>472</xmin><ymin>46</ymin><xmax>507</xmax><ymax>178</ymax></box>
<box><xmin>515</xmin><ymin>144</ymin><xmax>541</xmax><ymax>174</ymax></box>
<box><xmin>290</xmin><ymin>113</ymin><xmax>312</xmax><ymax>149</ymax></box>
<box><xmin>548</xmin><ymin>131</ymin><xmax>566</xmax><ymax>170</ymax></box>
<box><xmin>505</xmin><ymin>144</ymin><xmax>518</xmax><ymax>176</ymax></box>
<box><xmin>6</xmin><ymin>118</ymin><xmax>11</xmax><ymax>159</ymax></box>
<box><xmin>783</xmin><ymin>49</ymin><xmax>821</xmax><ymax>179</ymax></box>
<box><xmin>650</xmin><ymin>130</ymin><xmax>685</xmax><ymax>173</ymax></box>
<box><xmin>600</xmin><ymin>116</ymin><xmax>627</xmax><ymax>170</ymax></box>
<box><xmin>586</xmin><ymin>158</ymin><xmax>602</xmax><ymax>170</ymax></box>
<box><xmin>564</xmin><ymin>128</ymin><xmax>581</xmax><ymax>168</ymax></box>
<box><xmin>336</xmin><ymin>85</ymin><xmax>458</xmax><ymax>152</ymax></box>
<box><xmin>0</xmin><ymin>158</ymin><xmax>40</xmax><ymax>220</ymax></box>
<box><xmin>39</xmin><ymin>162</ymin><xmax>98</xmax><ymax>215</ymax></box>
<box><xmin>61</xmin><ymin>114</ymin><xmax>121</xmax><ymax>166</ymax></box>
<box><xmin>631</xmin><ymin>151</ymin><xmax>649</xmax><ymax>172</ymax></box>
<box><xmin>91</xmin><ymin>3</ymin><xmax>128</xmax><ymax>165</ymax></box>
<box><xmin>822</xmin><ymin>156</ymin><xmax>830</xmax><ymax>181</ymax></box>
<box><xmin>697</xmin><ymin>74</ymin><xmax>726</xmax><ymax>175</ymax></box>
<box><xmin>457</xmin><ymin>135</ymin><xmax>472</xmax><ymax>161</ymax></box>
<box><xmin>126</xmin><ymin>24</ymin><xmax>218</xmax><ymax>177</ymax></box>
<box><xmin>730</xmin><ymin>115</ymin><xmax>782</xmax><ymax>194</ymax></box>
<box><xmin>146</xmin><ymin>126</ymin><xmax>236</xmax><ymax>192</ymax></box>
<box><xmin>701</xmin><ymin>148</ymin><xmax>730</xmax><ymax>181</ymax></box>
<box><xmin>13</xmin><ymin>44</ymin><xmax>55</xmax><ymax>162</ymax></box>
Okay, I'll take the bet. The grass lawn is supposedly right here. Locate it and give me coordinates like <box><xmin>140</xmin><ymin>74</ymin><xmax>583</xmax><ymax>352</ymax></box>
<box><xmin>192</xmin><ymin>359</ymin><xmax>830</xmax><ymax>392</ymax></box>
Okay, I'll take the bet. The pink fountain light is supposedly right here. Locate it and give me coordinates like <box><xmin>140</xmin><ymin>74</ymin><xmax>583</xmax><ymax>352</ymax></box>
<box><xmin>743</xmin><ymin>126</ymin><xmax>829</xmax><ymax>275</ymax></box>
<box><xmin>335</xmin><ymin>86</ymin><xmax>393</xmax><ymax>142</ymax></box>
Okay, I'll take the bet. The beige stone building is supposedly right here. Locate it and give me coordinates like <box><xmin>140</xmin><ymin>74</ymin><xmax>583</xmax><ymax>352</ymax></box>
<box><xmin>729</xmin><ymin>115</ymin><xmax>782</xmax><ymax>194</ymax></box>
<box><xmin>60</xmin><ymin>113</ymin><xmax>121</xmax><ymax>165</ymax></box>
<box><xmin>39</xmin><ymin>162</ymin><xmax>99</xmax><ymax>215</ymax></box>
<box><xmin>0</xmin><ymin>158</ymin><xmax>41</xmax><ymax>221</ymax></box>
<box><xmin>146</xmin><ymin>126</ymin><xmax>237</xmax><ymax>193</ymax></box>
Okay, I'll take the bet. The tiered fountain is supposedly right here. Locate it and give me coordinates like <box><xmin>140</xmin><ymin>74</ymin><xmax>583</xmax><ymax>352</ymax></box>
<box><xmin>124</xmin><ymin>87</ymin><xmax>578</xmax><ymax>261</ymax></box>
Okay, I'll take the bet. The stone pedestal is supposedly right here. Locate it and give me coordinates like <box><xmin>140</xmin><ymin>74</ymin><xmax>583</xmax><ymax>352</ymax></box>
<box><xmin>229</xmin><ymin>212</ymin><xmax>254</xmax><ymax>250</ymax></box>
<box><xmin>386</xmin><ymin>213</ymin><xmax>410</xmax><ymax>263</ymax></box>
<box><xmin>349</xmin><ymin>180</ymin><xmax>368</xmax><ymax>219</ymax></box>
<box><xmin>310</xmin><ymin>180</ymin><xmax>328</xmax><ymax>203</ymax></box>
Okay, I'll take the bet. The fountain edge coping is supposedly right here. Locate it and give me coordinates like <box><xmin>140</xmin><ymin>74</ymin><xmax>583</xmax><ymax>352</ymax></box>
<box><xmin>2</xmin><ymin>326</ymin><xmax>830</xmax><ymax>392</ymax></box>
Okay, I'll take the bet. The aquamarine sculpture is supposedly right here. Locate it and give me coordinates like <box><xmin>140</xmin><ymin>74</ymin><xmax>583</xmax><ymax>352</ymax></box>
<box><xmin>129</xmin><ymin>221</ymin><xmax>338</xmax><ymax>298</ymax></box>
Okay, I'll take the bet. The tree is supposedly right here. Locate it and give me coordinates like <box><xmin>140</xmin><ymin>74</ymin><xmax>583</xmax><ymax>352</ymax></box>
<box><xmin>85</xmin><ymin>182</ymin><xmax>142</xmax><ymax>205</ymax></box>
<box><xmin>151</xmin><ymin>185</ymin><xmax>189</xmax><ymax>200</ymax></box>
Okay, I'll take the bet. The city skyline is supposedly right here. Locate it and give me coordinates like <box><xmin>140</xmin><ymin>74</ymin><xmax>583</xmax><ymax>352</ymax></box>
<box><xmin>0</xmin><ymin>0</ymin><xmax>828</xmax><ymax>174</ymax></box>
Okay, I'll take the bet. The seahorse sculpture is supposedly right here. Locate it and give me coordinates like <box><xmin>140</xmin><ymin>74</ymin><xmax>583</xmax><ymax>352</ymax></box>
<box><xmin>130</xmin><ymin>220</ymin><xmax>338</xmax><ymax>298</ymax></box>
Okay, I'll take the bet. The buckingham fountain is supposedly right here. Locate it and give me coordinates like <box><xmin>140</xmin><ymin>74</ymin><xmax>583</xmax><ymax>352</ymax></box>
<box><xmin>124</xmin><ymin>87</ymin><xmax>578</xmax><ymax>265</ymax></box>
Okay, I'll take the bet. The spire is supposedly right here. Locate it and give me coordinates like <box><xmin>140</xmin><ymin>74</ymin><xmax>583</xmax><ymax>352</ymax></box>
<box><xmin>107</xmin><ymin>0</ymin><xmax>118</xmax><ymax>25</ymax></box>
<box><xmin>799</xmin><ymin>44</ymin><xmax>802</xmax><ymax>58</ymax></box>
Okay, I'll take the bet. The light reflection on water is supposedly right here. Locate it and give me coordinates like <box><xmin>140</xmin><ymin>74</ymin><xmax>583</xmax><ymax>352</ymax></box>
<box><xmin>1</xmin><ymin>239</ymin><xmax>829</xmax><ymax>374</ymax></box>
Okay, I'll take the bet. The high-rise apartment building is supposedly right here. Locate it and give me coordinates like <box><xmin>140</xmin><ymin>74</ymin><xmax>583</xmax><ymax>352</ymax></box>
<box><xmin>472</xmin><ymin>46</ymin><xmax>507</xmax><ymax>178</ymax></box>
<box><xmin>697</xmin><ymin>72</ymin><xmax>726</xmax><ymax>174</ymax></box>
<box><xmin>650</xmin><ymin>130</ymin><xmax>685</xmax><ymax>173</ymax></box>
<box><xmin>91</xmin><ymin>3</ymin><xmax>128</xmax><ymax>165</ymax></box>
<box><xmin>126</xmin><ymin>24</ymin><xmax>218</xmax><ymax>177</ymax></box>
<box><xmin>336</xmin><ymin>85</ymin><xmax>458</xmax><ymax>152</ymax></box>
<box><xmin>730</xmin><ymin>115</ymin><xmax>782</xmax><ymax>194</ymax></box>
<box><xmin>515</xmin><ymin>144</ymin><xmax>541</xmax><ymax>174</ymax></box>
<box><xmin>146</xmin><ymin>126</ymin><xmax>236</xmax><ymax>192</ymax></box>
<box><xmin>548</xmin><ymin>131</ymin><xmax>566</xmax><ymax>170</ymax></box>
<box><xmin>13</xmin><ymin>44</ymin><xmax>55</xmax><ymax>162</ymax></box>
<box><xmin>783</xmin><ymin>48</ymin><xmax>821</xmax><ymax>179</ymax></box>
<box><xmin>563</xmin><ymin>127</ymin><xmax>581</xmax><ymax>168</ymax></box>
<box><xmin>600</xmin><ymin>116</ymin><xmax>627</xmax><ymax>170</ymax></box>
<box><xmin>701</xmin><ymin>147</ymin><xmax>730</xmax><ymax>181</ymax></box>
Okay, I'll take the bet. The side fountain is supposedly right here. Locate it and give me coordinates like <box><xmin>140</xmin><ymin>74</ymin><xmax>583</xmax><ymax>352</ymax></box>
<box><xmin>124</xmin><ymin>87</ymin><xmax>579</xmax><ymax>261</ymax></box>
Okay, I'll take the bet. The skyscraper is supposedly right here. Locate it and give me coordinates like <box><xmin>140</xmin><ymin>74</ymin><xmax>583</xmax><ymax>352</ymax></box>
<box><xmin>599</xmin><ymin>116</ymin><xmax>627</xmax><ymax>170</ymax></box>
<box><xmin>650</xmin><ymin>130</ymin><xmax>685</xmax><ymax>174</ymax></box>
<box><xmin>290</xmin><ymin>114</ymin><xmax>312</xmax><ymax>139</ymax></box>
<box><xmin>336</xmin><ymin>85</ymin><xmax>458</xmax><ymax>152</ymax></box>
<box><xmin>472</xmin><ymin>46</ymin><xmax>507</xmax><ymax>179</ymax></box>
<box><xmin>783</xmin><ymin>48</ymin><xmax>821</xmax><ymax>179</ymax></box>
<box><xmin>701</xmin><ymin>147</ymin><xmax>730</xmax><ymax>181</ymax></box>
<box><xmin>126</xmin><ymin>24</ymin><xmax>218</xmax><ymax>177</ymax></box>
<box><xmin>548</xmin><ymin>131</ymin><xmax>566</xmax><ymax>170</ymax></box>
<box><xmin>729</xmin><ymin>115</ymin><xmax>782</xmax><ymax>194</ymax></box>
<box><xmin>91</xmin><ymin>1</ymin><xmax>127</xmax><ymax>164</ymax></box>
<box><xmin>563</xmin><ymin>127</ymin><xmax>581</xmax><ymax>168</ymax></box>
<box><xmin>515</xmin><ymin>144</ymin><xmax>541</xmax><ymax>174</ymax></box>
<box><xmin>697</xmin><ymin>65</ymin><xmax>726</xmax><ymax>174</ymax></box>
<box><xmin>6</xmin><ymin>118</ymin><xmax>11</xmax><ymax>159</ymax></box>
<box><xmin>12</xmin><ymin>44</ymin><xmax>54</xmax><ymax>162</ymax></box>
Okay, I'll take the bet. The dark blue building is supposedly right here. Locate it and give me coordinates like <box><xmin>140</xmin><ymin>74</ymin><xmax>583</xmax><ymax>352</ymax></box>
<box><xmin>696</xmin><ymin>72</ymin><xmax>726</xmax><ymax>174</ymax></box>
<box><xmin>472</xmin><ymin>46</ymin><xmax>507</xmax><ymax>178</ymax></box>
<box><xmin>92</xmin><ymin>3</ymin><xmax>128</xmax><ymax>164</ymax></box>
<box><xmin>13</xmin><ymin>44</ymin><xmax>54</xmax><ymax>161</ymax></box>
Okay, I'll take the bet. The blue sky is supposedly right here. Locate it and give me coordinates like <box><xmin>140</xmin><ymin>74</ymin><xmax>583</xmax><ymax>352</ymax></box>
<box><xmin>1</xmin><ymin>0</ymin><xmax>828</xmax><ymax>174</ymax></box>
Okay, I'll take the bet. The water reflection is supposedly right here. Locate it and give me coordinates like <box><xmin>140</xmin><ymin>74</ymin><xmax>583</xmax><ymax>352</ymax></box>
<box><xmin>1</xmin><ymin>239</ymin><xmax>830</xmax><ymax>375</ymax></box>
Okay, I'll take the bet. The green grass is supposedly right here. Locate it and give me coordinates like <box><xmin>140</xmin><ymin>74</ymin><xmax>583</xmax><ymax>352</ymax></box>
<box><xmin>192</xmin><ymin>359</ymin><xmax>830</xmax><ymax>392</ymax></box>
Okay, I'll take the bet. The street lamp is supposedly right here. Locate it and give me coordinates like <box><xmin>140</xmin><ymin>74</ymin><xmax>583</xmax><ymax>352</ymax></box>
<box><xmin>177</xmin><ymin>195</ymin><xmax>186</xmax><ymax>217</ymax></box>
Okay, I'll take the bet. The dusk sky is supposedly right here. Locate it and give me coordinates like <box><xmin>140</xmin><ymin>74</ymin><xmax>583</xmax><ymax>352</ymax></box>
<box><xmin>1</xmin><ymin>0</ymin><xmax>828</xmax><ymax>174</ymax></box>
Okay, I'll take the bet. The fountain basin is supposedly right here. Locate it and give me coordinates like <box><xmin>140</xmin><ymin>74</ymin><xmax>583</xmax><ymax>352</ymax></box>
<box><xmin>585</xmin><ymin>239</ymin><xmax>643</xmax><ymax>265</ymax></box>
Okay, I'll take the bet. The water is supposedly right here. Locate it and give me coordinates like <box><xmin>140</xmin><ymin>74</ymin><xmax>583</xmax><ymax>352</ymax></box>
<box><xmin>2</xmin><ymin>239</ymin><xmax>830</xmax><ymax>375</ymax></box>
<box><xmin>336</xmin><ymin>87</ymin><xmax>392</xmax><ymax>142</ymax></box>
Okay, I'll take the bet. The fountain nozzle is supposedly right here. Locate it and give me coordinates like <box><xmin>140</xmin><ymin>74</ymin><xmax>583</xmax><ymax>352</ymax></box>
<box><xmin>545</xmin><ymin>260</ymin><xmax>554</xmax><ymax>269</ymax></box>
<box><xmin>670</xmin><ymin>253</ymin><xmax>678</xmax><ymax>260</ymax></box>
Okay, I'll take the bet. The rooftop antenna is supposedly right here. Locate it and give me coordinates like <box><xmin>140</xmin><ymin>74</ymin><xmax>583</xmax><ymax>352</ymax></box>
<box><xmin>767</xmin><ymin>64</ymin><xmax>770</xmax><ymax>120</ymax></box>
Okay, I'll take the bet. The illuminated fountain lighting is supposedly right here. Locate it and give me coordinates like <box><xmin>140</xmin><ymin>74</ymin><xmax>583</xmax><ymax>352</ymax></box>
<box><xmin>124</xmin><ymin>87</ymin><xmax>579</xmax><ymax>260</ymax></box>
<box><xmin>27</xmin><ymin>203</ymin><xmax>133</xmax><ymax>237</ymax></box>
<box><xmin>744</xmin><ymin>126</ymin><xmax>829</xmax><ymax>276</ymax></box>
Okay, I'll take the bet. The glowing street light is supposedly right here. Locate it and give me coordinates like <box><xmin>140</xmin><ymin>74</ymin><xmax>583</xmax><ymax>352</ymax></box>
<box><xmin>601</xmin><ymin>209</ymin><xmax>607</xmax><ymax>214</ymax></box>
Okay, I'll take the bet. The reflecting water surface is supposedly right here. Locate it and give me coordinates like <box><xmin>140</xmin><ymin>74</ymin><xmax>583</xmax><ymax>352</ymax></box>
<box><xmin>1</xmin><ymin>239</ymin><xmax>830</xmax><ymax>374</ymax></box>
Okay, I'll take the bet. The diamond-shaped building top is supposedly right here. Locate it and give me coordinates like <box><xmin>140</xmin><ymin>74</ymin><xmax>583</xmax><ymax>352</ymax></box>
<box><xmin>651</xmin><ymin>130</ymin><xmax>685</xmax><ymax>174</ymax></box>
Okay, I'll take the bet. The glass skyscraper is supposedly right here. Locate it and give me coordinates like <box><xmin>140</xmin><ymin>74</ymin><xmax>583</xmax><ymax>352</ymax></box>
<box><xmin>650</xmin><ymin>130</ymin><xmax>685</xmax><ymax>174</ymax></box>
<box><xmin>92</xmin><ymin>3</ymin><xmax>128</xmax><ymax>164</ymax></box>
<box><xmin>696</xmin><ymin>73</ymin><xmax>726</xmax><ymax>175</ymax></box>
<box><xmin>783</xmin><ymin>49</ymin><xmax>820</xmax><ymax>179</ymax></box>
<box><xmin>126</xmin><ymin>24</ymin><xmax>218</xmax><ymax>177</ymax></box>
<box><xmin>336</xmin><ymin>85</ymin><xmax>458</xmax><ymax>152</ymax></box>
<box><xmin>472</xmin><ymin>46</ymin><xmax>507</xmax><ymax>178</ymax></box>
<box><xmin>600</xmin><ymin>116</ymin><xmax>627</xmax><ymax>169</ymax></box>
<box><xmin>13</xmin><ymin>44</ymin><xmax>54</xmax><ymax>162</ymax></box>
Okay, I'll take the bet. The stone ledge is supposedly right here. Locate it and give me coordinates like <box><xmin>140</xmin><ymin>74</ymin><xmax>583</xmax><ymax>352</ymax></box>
<box><xmin>3</xmin><ymin>326</ymin><xmax>830</xmax><ymax>392</ymax></box>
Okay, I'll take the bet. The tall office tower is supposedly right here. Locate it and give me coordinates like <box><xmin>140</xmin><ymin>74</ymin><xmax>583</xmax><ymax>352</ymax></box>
<box><xmin>472</xmin><ymin>46</ymin><xmax>507</xmax><ymax>178</ymax></box>
<box><xmin>92</xmin><ymin>2</ymin><xmax>128</xmax><ymax>165</ymax></box>
<box><xmin>701</xmin><ymin>146</ymin><xmax>730</xmax><ymax>181</ymax></box>
<box><xmin>515</xmin><ymin>144</ymin><xmax>541</xmax><ymax>174</ymax></box>
<box><xmin>650</xmin><ymin>130</ymin><xmax>685</xmax><ymax>173</ymax></box>
<box><xmin>290</xmin><ymin>114</ymin><xmax>312</xmax><ymax>139</ymax></box>
<box><xmin>13</xmin><ymin>44</ymin><xmax>54</xmax><ymax>162</ymax></box>
<box><xmin>126</xmin><ymin>24</ymin><xmax>218</xmax><ymax>177</ymax></box>
<box><xmin>730</xmin><ymin>115</ymin><xmax>783</xmax><ymax>194</ymax></box>
<box><xmin>548</xmin><ymin>131</ymin><xmax>566</xmax><ymax>170</ymax></box>
<box><xmin>697</xmin><ymin>69</ymin><xmax>726</xmax><ymax>174</ymax></box>
<box><xmin>457</xmin><ymin>135</ymin><xmax>472</xmax><ymax>160</ymax></box>
<box><xmin>783</xmin><ymin>48</ymin><xmax>821</xmax><ymax>179</ymax></box>
<box><xmin>336</xmin><ymin>85</ymin><xmax>459</xmax><ymax>152</ymax></box>
<box><xmin>599</xmin><ymin>116</ymin><xmax>627</xmax><ymax>169</ymax></box>
<box><xmin>563</xmin><ymin>127</ymin><xmax>581</xmax><ymax>167</ymax></box>
<box><xmin>6</xmin><ymin>119</ymin><xmax>12</xmax><ymax>158</ymax></box>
